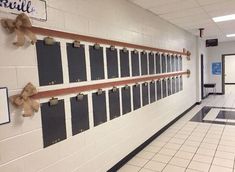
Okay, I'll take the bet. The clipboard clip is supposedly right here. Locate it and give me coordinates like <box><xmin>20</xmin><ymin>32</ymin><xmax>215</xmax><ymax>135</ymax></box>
<box><xmin>133</xmin><ymin>49</ymin><xmax>138</xmax><ymax>54</ymax></box>
<box><xmin>110</xmin><ymin>45</ymin><xmax>115</xmax><ymax>51</ymax></box>
<box><xmin>124</xmin><ymin>85</ymin><xmax>129</xmax><ymax>90</ymax></box>
<box><xmin>44</xmin><ymin>37</ymin><xmax>55</xmax><ymax>45</ymax></box>
<box><xmin>49</xmin><ymin>97</ymin><xmax>58</xmax><ymax>106</ymax></box>
<box><xmin>73</xmin><ymin>40</ymin><xmax>81</xmax><ymax>48</ymax></box>
<box><xmin>76</xmin><ymin>93</ymin><xmax>84</xmax><ymax>101</ymax></box>
<box><xmin>123</xmin><ymin>47</ymin><xmax>128</xmax><ymax>53</ymax></box>
<box><xmin>94</xmin><ymin>43</ymin><xmax>100</xmax><ymax>50</ymax></box>
<box><xmin>112</xmin><ymin>86</ymin><xmax>118</xmax><ymax>92</ymax></box>
<box><xmin>97</xmin><ymin>89</ymin><xmax>103</xmax><ymax>95</ymax></box>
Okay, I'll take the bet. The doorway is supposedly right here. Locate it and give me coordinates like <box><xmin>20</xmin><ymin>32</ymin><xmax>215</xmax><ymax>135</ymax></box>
<box><xmin>222</xmin><ymin>54</ymin><xmax>235</xmax><ymax>94</ymax></box>
<box><xmin>201</xmin><ymin>54</ymin><xmax>204</xmax><ymax>99</ymax></box>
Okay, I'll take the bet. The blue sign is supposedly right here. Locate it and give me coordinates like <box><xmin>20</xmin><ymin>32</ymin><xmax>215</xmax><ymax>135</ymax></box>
<box><xmin>212</xmin><ymin>62</ymin><xmax>222</xmax><ymax>75</ymax></box>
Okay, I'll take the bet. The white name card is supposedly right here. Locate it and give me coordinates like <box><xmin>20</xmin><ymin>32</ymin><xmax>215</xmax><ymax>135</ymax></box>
<box><xmin>0</xmin><ymin>0</ymin><xmax>47</xmax><ymax>21</ymax></box>
<box><xmin>0</xmin><ymin>87</ymin><xmax>10</xmax><ymax>125</ymax></box>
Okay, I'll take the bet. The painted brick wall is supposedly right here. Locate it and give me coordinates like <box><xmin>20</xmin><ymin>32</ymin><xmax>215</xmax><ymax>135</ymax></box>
<box><xmin>0</xmin><ymin>0</ymin><xmax>198</xmax><ymax>171</ymax></box>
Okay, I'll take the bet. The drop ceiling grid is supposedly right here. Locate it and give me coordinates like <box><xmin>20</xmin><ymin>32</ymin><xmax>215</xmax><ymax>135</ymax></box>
<box><xmin>128</xmin><ymin>0</ymin><xmax>235</xmax><ymax>42</ymax></box>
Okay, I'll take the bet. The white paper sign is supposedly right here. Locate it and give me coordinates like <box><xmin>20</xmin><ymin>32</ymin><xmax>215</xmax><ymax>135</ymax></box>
<box><xmin>0</xmin><ymin>88</ymin><xmax>10</xmax><ymax>125</ymax></box>
<box><xmin>0</xmin><ymin>0</ymin><xmax>47</xmax><ymax>21</ymax></box>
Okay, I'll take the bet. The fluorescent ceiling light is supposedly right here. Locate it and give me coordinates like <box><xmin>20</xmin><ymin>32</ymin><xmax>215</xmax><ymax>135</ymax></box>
<box><xmin>227</xmin><ymin>34</ymin><xmax>235</xmax><ymax>37</ymax></box>
<box><xmin>213</xmin><ymin>14</ymin><xmax>235</xmax><ymax>22</ymax></box>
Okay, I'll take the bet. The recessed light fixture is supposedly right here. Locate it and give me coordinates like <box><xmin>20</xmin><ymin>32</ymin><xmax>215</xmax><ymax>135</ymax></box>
<box><xmin>227</xmin><ymin>34</ymin><xmax>235</xmax><ymax>37</ymax></box>
<box><xmin>213</xmin><ymin>14</ymin><xmax>235</xmax><ymax>22</ymax></box>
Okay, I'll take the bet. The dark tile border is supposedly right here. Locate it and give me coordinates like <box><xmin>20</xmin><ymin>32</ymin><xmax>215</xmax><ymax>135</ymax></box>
<box><xmin>107</xmin><ymin>103</ymin><xmax>197</xmax><ymax>172</ymax></box>
<box><xmin>190</xmin><ymin>106</ymin><xmax>235</xmax><ymax>126</ymax></box>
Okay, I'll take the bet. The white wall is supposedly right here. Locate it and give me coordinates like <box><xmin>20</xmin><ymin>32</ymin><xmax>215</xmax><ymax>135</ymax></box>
<box><xmin>225</xmin><ymin>55</ymin><xmax>235</xmax><ymax>83</ymax></box>
<box><xmin>0</xmin><ymin>0</ymin><xmax>198</xmax><ymax>171</ymax></box>
<box><xmin>207</xmin><ymin>41</ymin><xmax>235</xmax><ymax>93</ymax></box>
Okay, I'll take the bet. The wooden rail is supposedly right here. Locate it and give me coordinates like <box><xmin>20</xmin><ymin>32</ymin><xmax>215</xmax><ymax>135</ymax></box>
<box><xmin>32</xmin><ymin>71</ymin><xmax>188</xmax><ymax>99</ymax></box>
<box><xmin>30</xmin><ymin>26</ymin><xmax>188</xmax><ymax>56</ymax></box>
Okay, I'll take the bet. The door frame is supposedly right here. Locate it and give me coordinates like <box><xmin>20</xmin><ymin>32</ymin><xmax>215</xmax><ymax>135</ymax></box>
<box><xmin>222</xmin><ymin>54</ymin><xmax>235</xmax><ymax>94</ymax></box>
<box><xmin>201</xmin><ymin>54</ymin><xmax>204</xmax><ymax>99</ymax></box>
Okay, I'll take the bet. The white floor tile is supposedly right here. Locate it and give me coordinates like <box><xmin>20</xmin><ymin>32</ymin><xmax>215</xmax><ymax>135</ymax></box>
<box><xmin>139</xmin><ymin>168</ymin><xmax>155</xmax><ymax>172</ymax></box>
<box><xmin>197</xmin><ymin>148</ymin><xmax>216</xmax><ymax>156</ymax></box>
<box><xmin>200</xmin><ymin>142</ymin><xmax>218</xmax><ymax>150</ymax></box>
<box><xmin>163</xmin><ymin>165</ymin><xmax>185</xmax><ymax>172</ymax></box>
<box><xmin>212</xmin><ymin>157</ymin><xmax>234</xmax><ymax>168</ymax></box>
<box><xmin>183</xmin><ymin>140</ymin><xmax>201</xmax><ymax>147</ymax></box>
<box><xmin>144</xmin><ymin>161</ymin><xmax>166</xmax><ymax>171</ymax></box>
<box><xmin>150</xmin><ymin>141</ymin><xmax>166</xmax><ymax>148</ymax></box>
<box><xmin>174</xmin><ymin>150</ymin><xmax>194</xmax><ymax>160</ymax></box>
<box><xmin>164</xmin><ymin>143</ymin><xmax>181</xmax><ymax>150</ymax></box>
<box><xmin>127</xmin><ymin>157</ymin><xmax>149</xmax><ymax>167</ymax></box>
<box><xmin>215</xmin><ymin>151</ymin><xmax>235</xmax><ymax>160</ymax></box>
<box><xmin>209</xmin><ymin>165</ymin><xmax>233</xmax><ymax>172</ymax></box>
<box><xmin>118</xmin><ymin>164</ymin><xmax>141</xmax><ymax>172</ymax></box>
<box><xmin>152</xmin><ymin>154</ymin><xmax>172</xmax><ymax>164</ymax></box>
<box><xmin>169</xmin><ymin>157</ymin><xmax>190</xmax><ymax>168</ymax></box>
<box><xmin>188</xmin><ymin>161</ymin><xmax>210</xmax><ymax>172</ymax></box>
<box><xmin>192</xmin><ymin>154</ymin><xmax>213</xmax><ymax>164</ymax></box>
<box><xmin>169</xmin><ymin>138</ymin><xmax>185</xmax><ymax>145</ymax></box>
<box><xmin>136</xmin><ymin>151</ymin><xmax>155</xmax><ymax>160</ymax></box>
<box><xmin>158</xmin><ymin>148</ymin><xmax>177</xmax><ymax>156</ymax></box>
<box><xmin>143</xmin><ymin>145</ymin><xmax>162</xmax><ymax>153</ymax></box>
<box><xmin>180</xmin><ymin>145</ymin><xmax>198</xmax><ymax>153</ymax></box>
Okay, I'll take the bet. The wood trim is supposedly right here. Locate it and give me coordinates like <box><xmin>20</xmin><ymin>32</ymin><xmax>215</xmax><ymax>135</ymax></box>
<box><xmin>30</xmin><ymin>26</ymin><xmax>187</xmax><ymax>56</ymax></box>
<box><xmin>32</xmin><ymin>71</ymin><xmax>187</xmax><ymax>99</ymax></box>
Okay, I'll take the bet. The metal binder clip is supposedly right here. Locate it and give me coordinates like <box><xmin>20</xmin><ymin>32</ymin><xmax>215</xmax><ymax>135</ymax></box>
<box><xmin>124</xmin><ymin>85</ymin><xmax>129</xmax><ymax>90</ymax></box>
<box><xmin>110</xmin><ymin>45</ymin><xmax>115</xmax><ymax>51</ymax></box>
<box><xmin>76</xmin><ymin>93</ymin><xmax>84</xmax><ymax>101</ymax></box>
<box><xmin>134</xmin><ymin>83</ymin><xmax>139</xmax><ymax>87</ymax></box>
<box><xmin>94</xmin><ymin>43</ymin><xmax>100</xmax><ymax>50</ymax></box>
<box><xmin>150</xmin><ymin>51</ymin><xmax>154</xmax><ymax>56</ymax></box>
<box><xmin>142</xmin><ymin>50</ymin><xmax>147</xmax><ymax>55</ymax></box>
<box><xmin>144</xmin><ymin>82</ymin><xmax>148</xmax><ymax>86</ymax></box>
<box><xmin>73</xmin><ymin>40</ymin><xmax>81</xmax><ymax>48</ymax></box>
<box><xmin>97</xmin><ymin>89</ymin><xmax>103</xmax><ymax>95</ymax></box>
<box><xmin>49</xmin><ymin>97</ymin><xmax>58</xmax><ymax>106</ymax></box>
<box><xmin>187</xmin><ymin>69</ymin><xmax>191</xmax><ymax>78</ymax></box>
<box><xmin>123</xmin><ymin>47</ymin><xmax>128</xmax><ymax>53</ymax></box>
<box><xmin>134</xmin><ymin>49</ymin><xmax>138</xmax><ymax>54</ymax></box>
<box><xmin>112</xmin><ymin>87</ymin><xmax>118</xmax><ymax>92</ymax></box>
<box><xmin>151</xmin><ymin>80</ymin><xmax>155</xmax><ymax>84</ymax></box>
<box><xmin>186</xmin><ymin>51</ymin><xmax>191</xmax><ymax>61</ymax></box>
<box><xmin>44</xmin><ymin>37</ymin><xmax>55</xmax><ymax>45</ymax></box>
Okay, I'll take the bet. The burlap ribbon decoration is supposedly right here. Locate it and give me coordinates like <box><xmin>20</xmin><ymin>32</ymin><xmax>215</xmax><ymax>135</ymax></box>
<box><xmin>1</xmin><ymin>13</ymin><xmax>37</xmax><ymax>47</ymax></box>
<box><xmin>10</xmin><ymin>83</ymin><xmax>39</xmax><ymax>117</ymax></box>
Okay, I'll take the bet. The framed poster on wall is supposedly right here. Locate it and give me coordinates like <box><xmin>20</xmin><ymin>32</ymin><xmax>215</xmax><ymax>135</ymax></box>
<box><xmin>0</xmin><ymin>87</ymin><xmax>10</xmax><ymax>125</ymax></box>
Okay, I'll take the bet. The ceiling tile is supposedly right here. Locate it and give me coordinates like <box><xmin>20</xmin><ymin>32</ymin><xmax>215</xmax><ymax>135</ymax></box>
<box><xmin>149</xmin><ymin>0</ymin><xmax>199</xmax><ymax>15</ymax></box>
<box><xmin>196</xmin><ymin>0</ymin><xmax>231</xmax><ymax>6</ymax></box>
<box><xmin>168</xmin><ymin>13</ymin><xmax>209</xmax><ymax>25</ymax></box>
<box><xmin>159</xmin><ymin>7</ymin><xmax>204</xmax><ymax>20</ymax></box>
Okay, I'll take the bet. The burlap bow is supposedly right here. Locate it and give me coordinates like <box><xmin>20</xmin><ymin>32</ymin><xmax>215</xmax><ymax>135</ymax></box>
<box><xmin>10</xmin><ymin>83</ymin><xmax>39</xmax><ymax>117</ymax></box>
<box><xmin>1</xmin><ymin>13</ymin><xmax>37</xmax><ymax>47</ymax></box>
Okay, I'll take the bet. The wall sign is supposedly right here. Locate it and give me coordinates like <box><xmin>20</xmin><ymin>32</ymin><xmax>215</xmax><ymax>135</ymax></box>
<box><xmin>0</xmin><ymin>0</ymin><xmax>47</xmax><ymax>21</ymax></box>
<box><xmin>0</xmin><ymin>87</ymin><xmax>10</xmax><ymax>125</ymax></box>
<box><xmin>212</xmin><ymin>62</ymin><xmax>222</xmax><ymax>75</ymax></box>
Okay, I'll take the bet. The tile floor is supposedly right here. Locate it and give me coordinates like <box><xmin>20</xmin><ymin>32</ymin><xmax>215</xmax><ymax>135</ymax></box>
<box><xmin>118</xmin><ymin>85</ymin><xmax>235</xmax><ymax>172</ymax></box>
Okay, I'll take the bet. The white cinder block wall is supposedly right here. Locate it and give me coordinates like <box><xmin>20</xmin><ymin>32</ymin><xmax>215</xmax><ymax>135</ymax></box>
<box><xmin>0</xmin><ymin>0</ymin><xmax>198</xmax><ymax>171</ymax></box>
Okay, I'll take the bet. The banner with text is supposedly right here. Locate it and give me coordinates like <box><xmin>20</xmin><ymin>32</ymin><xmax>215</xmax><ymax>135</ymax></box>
<box><xmin>0</xmin><ymin>0</ymin><xmax>47</xmax><ymax>21</ymax></box>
